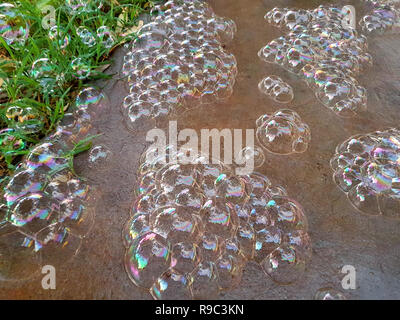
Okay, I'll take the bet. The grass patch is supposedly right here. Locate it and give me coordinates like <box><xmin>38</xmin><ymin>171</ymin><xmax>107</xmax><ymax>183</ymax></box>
<box><xmin>0</xmin><ymin>0</ymin><xmax>156</xmax><ymax>182</ymax></box>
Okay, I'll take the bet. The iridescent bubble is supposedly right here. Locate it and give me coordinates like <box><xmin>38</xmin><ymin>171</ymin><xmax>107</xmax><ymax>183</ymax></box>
<box><xmin>150</xmin><ymin>269</ymin><xmax>191</xmax><ymax>300</ymax></box>
<box><xmin>48</xmin><ymin>26</ymin><xmax>70</xmax><ymax>50</ymax></box>
<box><xmin>214</xmin><ymin>253</ymin><xmax>243</xmax><ymax>291</ymax></box>
<box><xmin>65</xmin><ymin>0</ymin><xmax>85</xmax><ymax>14</ymax></box>
<box><xmin>237</xmin><ymin>146</ymin><xmax>265</xmax><ymax>168</ymax></box>
<box><xmin>170</xmin><ymin>242</ymin><xmax>201</xmax><ymax>274</ymax></box>
<box><xmin>189</xmin><ymin>261</ymin><xmax>219</xmax><ymax>300</ymax></box>
<box><xmin>0</xmin><ymin>3</ymin><xmax>29</xmax><ymax>48</ymax></box>
<box><xmin>9</xmin><ymin>192</ymin><xmax>56</xmax><ymax>234</ymax></box>
<box><xmin>258</xmin><ymin>76</ymin><xmax>294</xmax><ymax>104</ymax></box>
<box><xmin>97</xmin><ymin>26</ymin><xmax>115</xmax><ymax>49</ymax></box>
<box><xmin>31</xmin><ymin>58</ymin><xmax>57</xmax><ymax>92</ymax></box>
<box><xmin>5</xmin><ymin>105</ymin><xmax>44</xmax><ymax>134</ymax></box>
<box><xmin>359</xmin><ymin>2</ymin><xmax>400</xmax><ymax>35</ymax></box>
<box><xmin>120</xmin><ymin>0</ymin><xmax>237</xmax><ymax>124</ymax></box>
<box><xmin>35</xmin><ymin>224</ymin><xmax>81</xmax><ymax>265</ymax></box>
<box><xmin>261</xmin><ymin>244</ymin><xmax>306</xmax><ymax>284</ymax></box>
<box><xmin>125</xmin><ymin>232</ymin><xmax>170</xmax><ymax>289</ymax></box>
<box><xmin>24</xmin><ymin>142</ymin><xmax>68</xmax><ymax>174</ymax></box>
<box><xmin>71</xmin><ymin>58</ymin><xmax>91</xmax><ymax>80</ymax></box>
<box><xmin>0</xmin><ymin>231</ymin><xmax>40</xmax><ymax>281</ymax></box>
<box><xmin>260</xmin><ymin>5</ymin><xmax>372</xmax><ymax>117</ymax></box>
<box><xmin>76</xmin><ymin>26</ymin><xmax>96</xmax><ymax>47</ymax></box>
<box><xmin>256</xmin><ymin>109</ymin><xmax>311</xmax><ymax>155</ymax></box>
<box><xmin>87</xmin><ymin>145</ymin><xmax>112</xmax><ymax>170</ymax></box>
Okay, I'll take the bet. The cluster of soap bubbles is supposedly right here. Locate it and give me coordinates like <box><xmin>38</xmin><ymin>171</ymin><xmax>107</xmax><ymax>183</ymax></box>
<box><xmin>121</xmin><ymin>0</ymin><xmax>238</xmax><ymax>129</ymax></box>
<box><xmin>0</xmin><ymin>87</ymin><xmax>108</xmax><ymax>281</ymax></box>
<box><xmin>260</xmin><ymin>5</ymin><xmax>372</xmax><ymax>118</ymax></box>
<box><xmin>256</xmin><ymin>109</ymin><xmax>311</xmax><ymax>155</ymax></box>
<box><xmin>330</xmin><ymin>128</ymin><xmax>400</xmax><ymax>219</ymax></box>
<box><xmin>65</xmin><ymin>0</ymin><xmax>104</xmax><ymax>15</ymax></box>
<box><xmin>258</xmin><ymin>76</ymin><xmax>294</xmax><ymax>104</ymax></box>
<box><xmin>360</xmin><ymin>0</ymin><xmax>400</xmax><ymax>35</ymax></box>
<box><xmin>0</xmin><ymin>3</ymin><xmax>29</xmax><ymax>48</ymax></box>
<box><xmin>123</xmin><ymin>145</ymin><xmax>311</xmax><ymax>299</ymax></box>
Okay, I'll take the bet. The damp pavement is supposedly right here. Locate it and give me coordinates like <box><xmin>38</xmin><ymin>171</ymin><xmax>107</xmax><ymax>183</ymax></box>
<box><xmin>1</xmin><ymin>0</ymin><xmax>400</xmax><ymax>299</ymax></box>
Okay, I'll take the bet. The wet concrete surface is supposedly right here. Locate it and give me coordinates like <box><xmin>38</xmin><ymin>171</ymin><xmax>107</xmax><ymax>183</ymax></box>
<box><xmin>1</xmin><ymin>0</ymin><xmax>400</xmax><ymax>299</ymax></box>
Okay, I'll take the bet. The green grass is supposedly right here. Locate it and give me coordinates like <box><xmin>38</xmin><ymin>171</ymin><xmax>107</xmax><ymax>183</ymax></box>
<box><xmin>0</xmin><ymin>0</ymin><xmax>156</xmax><ymax>182</ymax></box>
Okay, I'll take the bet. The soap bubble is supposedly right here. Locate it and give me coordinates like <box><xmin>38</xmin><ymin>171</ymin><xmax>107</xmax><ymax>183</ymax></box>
<box><xmin>87</xmin><ymin>145</ymin><xmax>112</xmax><ymax>170</ymax></box>
<box><xmin>170</xmin><ymin>242</ymin><xmax>201</xmax><ymax>274</ymax></box>
<box><xmin>150</xmin><ymin>269</ymin><xmax>191</xmax><ymax>300</ymax></box>
<box><xmin>214</xmin><ymin>253</ymin><xmax>243</xmax><ymax>291</ymax></box>
<box><xmin>48</xmin><ymin>26</ymin><xmax>70</xmax><ymax>50</ymax></box>
<box><xmin>189</xmin><ymin>261</ymin><xmax>220</xmax><ymax>300</ymax></box>
<box><xmin>0</xmin><ymin>3</ymin><xmax>29</xmax><ymax>48</ymax></box>
<box><xmin>315</xmin><ymin>287</ymin><xmax>347</xmax><ymax>300</ymax></box>
<box><xmin>124</xmin><ymin>232</ymin><xmax>171</xmax><ymax>289</ymax></box>
<box><xmin>97</xmin><ymin>26</ymin><xmax>115</xmax><ymax>49</ymax></box>
<box><xmin>1</xmin><ymin>87</ymin><xmax>100</xmax><ymax>281</ymax></box>
<box><xmin>71</xmin><ymin>58</ymin><xmax>91</xmax><ymax>80</ymax></box>
<box><xmin>359</xmin><ymin>2</ymin><xmax>400</xmax><ymax>35</ymax></box>
<box><xmin>123</xmin><ymin>143</ymin><xmax>311</xmax><ymax>299</ymax></box>
<box><xmin>256</xmin><ymin>109</ymin><xmax>311</xmax><ymax>155</ymax></box>
<box><xmin>331</xmin><ymin>128</ymin><xmax>400</xmax><ymax>219</ymax></box>
<box><xmin>0</xmin><ymin>231</ymin><xmax>40</xmax><ymax>281</ymax></box>
<box><xmin>237</xmin><ymin>146</ymin><xmax>265</xmax><ymax>168</ymax></box>
<box><xmin>65</xmin><ymin>0</ymin><xmax>85</xmax><ymax>13</ymax></box>
<box><xmin>76</xmin><ymin>26</ymin><xmax>96</xmax><ymax>47</ymax></box>
<box><xmin>5</xmin><ymin>105</ymin><xmax>44</xmax><ymax>134</ymax></box>
<box><xmin>261</xmin><ymin>245</ymin><xmax>306</xmax><ymax>284</ymax></box>
<box><xmin>258</xmin><ymin>76</ymin><xmax>294</xmax><ymax>104</ymax></box>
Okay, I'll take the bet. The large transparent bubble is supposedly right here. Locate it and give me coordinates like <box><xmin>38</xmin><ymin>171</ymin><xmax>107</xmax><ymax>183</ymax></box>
<box><xmin>256</xmin><ymin>109</ymin><xmax>311</xmax><ymax>155</ymax></box>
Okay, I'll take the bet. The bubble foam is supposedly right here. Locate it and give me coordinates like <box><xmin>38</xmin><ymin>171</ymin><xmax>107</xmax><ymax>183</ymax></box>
<box><xmin>360</xmin><ymin>1</ymin><xmax>400</xmax><ymax>35</ymax></box>
<box><xmin>260</xmin><ymin>5</ymin><xmax>372</xmax><ymax>117</ymax></box>
<box><xmin>0</xmin><ymin>86</ymin><xmax>108</xmax><ymax>281</ymax></box>
<box><xmin>123</xmin><ymin>145</ymin><xmax>312</xmax><ymax>299</ymax></box>
<box><xmin>331</xmin><ymin>128</ymin><xmax>400</xmax><ymax>218</ymax></box>
<box><xmin>120</xmin><ymin>0</ymin><xmax>238</xmax><ymax>130</ymax></box>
